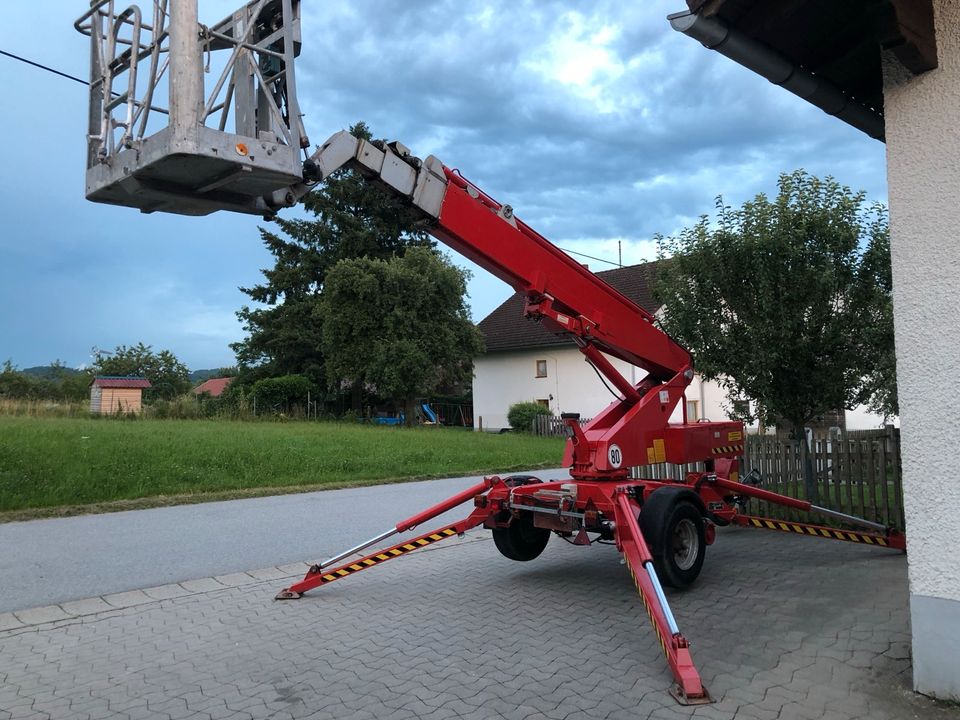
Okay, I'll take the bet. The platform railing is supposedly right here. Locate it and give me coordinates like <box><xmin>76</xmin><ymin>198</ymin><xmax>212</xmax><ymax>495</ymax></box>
<box><xmin>74</xmin><ymin>0</ymin><xmax>307</xmax><ymax>216</ymax></box>
<box><xmin>75</xmin><ymin>0</ymin><xmax>169</xmax><ymax>164</ymax></box>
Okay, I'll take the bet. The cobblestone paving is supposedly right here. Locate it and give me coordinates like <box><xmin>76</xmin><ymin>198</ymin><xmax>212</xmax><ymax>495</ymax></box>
<box><xmin>1</xmin><ymin>526</ymin><xmax>956</xmax><ymax>720</ymax></box>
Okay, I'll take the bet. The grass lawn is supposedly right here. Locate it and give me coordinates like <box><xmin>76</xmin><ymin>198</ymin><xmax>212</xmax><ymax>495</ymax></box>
<box><xmin>0</xmin><ymin>417</ymin><xmax>564</xmax><ymax>518</ymax></box>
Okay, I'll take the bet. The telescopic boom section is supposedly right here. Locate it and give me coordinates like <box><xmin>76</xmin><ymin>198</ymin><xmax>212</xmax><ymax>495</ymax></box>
<box><xmin>435</xmin><ymin>174</ymin><xmax>691</xmax><ymax>380</ymax></box>
<box><xmin>303</xmin><ymin>131</ymin><xmax>690</xmax><ymax>379</ymax></box>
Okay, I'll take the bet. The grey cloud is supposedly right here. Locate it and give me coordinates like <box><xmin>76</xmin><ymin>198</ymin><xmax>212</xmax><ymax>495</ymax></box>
<box><xmin>0</xmin><ymin>1</ymin><xmax>887</xmax><ymax>366</ymax></box>
<box><xmin>295</xmin><ymin>0</ymin><xmax>884</xmax><ymax>247</ymax></box>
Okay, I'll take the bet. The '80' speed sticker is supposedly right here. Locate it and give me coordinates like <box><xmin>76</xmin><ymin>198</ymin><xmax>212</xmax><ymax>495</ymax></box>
<box><xmin>608</xmin><ymin>444</ymin><xmax>623</xmax><ymax>468</ymax></box>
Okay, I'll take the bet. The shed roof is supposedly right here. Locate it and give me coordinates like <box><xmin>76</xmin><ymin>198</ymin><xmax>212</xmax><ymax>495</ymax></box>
<box><xmin>91</xmin><ymin>376</ymin><xmax>152</xmax><ymax>389</ymax></box>
<box><xmin>193</xmin><ymin>377</ymin><xmax>234</xmax><ymax>397</ymax></box>
<box><xmin>477</xmin><ymin>261</ymin><xmax>662</xmax><ymax>353</ymax></box>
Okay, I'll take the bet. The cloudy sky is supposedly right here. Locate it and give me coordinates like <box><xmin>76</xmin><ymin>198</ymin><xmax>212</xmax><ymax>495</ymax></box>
<box><xmin>0</xmin><ymin>1</ymin><xmax>888</xmax><ymax>371</ymax></box>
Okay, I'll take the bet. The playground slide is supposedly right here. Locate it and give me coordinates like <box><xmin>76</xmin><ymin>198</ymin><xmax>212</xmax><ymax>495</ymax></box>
<box><xmin>421</xmin><ymin>403</ymin><xmax>438</xmax><ymax>424</ymax></box>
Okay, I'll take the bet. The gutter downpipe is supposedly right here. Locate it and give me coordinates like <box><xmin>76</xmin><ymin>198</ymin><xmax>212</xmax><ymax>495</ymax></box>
<box><xmin>668</xmin><ymin>10</ymin><xmax>885</xmax><ymax>142</ymax></box>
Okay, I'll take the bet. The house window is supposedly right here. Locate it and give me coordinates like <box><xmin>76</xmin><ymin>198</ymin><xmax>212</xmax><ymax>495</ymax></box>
<box><xmin>537</xmin><ymin>398</ymin><xmax>550</xmax><ymax>408</ymax></box>
<box><xmin>686</xmin><ymin>400</ymin><xmax>699</xmax><ymax>422</ymax></box>
<box><xmin>535</xmin><ymin>360</ymin><xmax>548</xmax><ymax>378</ymax></box>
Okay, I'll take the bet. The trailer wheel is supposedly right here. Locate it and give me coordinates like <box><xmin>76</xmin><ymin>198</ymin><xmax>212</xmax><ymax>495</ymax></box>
<box><xmin>492</xmin><ymin>476</ymin><xmax>549</xmax><ymax>561</ymax></box>
<box><xmin>493</xmin><ymin>512</ymin><xmax>550</xmax><ymax>561</ymax></box>
<box><xmin>640</xmin><ymin>490</ymin><xmax>706</xmax><ymax>589</ymax></box>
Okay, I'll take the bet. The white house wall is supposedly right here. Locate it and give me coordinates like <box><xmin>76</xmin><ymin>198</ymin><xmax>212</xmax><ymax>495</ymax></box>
<box><xmin>474</xmin><ymin>345</ymin><xmax>892</xmax><ymax>434</ymax></box>
<box><xmin>472</xmin><ymin>346</ymin><xmax>732</xmax><ymax>430</ymax></box>
<box><xmin>883</xmin><ymin>0</ymin><xmax>960</xmax><ymax>699</ymax></box>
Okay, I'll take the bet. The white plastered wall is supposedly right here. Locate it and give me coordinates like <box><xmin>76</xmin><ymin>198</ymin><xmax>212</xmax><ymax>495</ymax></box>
<box><xmin>472</xmin><ymin>346</ymin><xmax>734</xmax><ymax>430</ymax></box>
<box><xmin>883</xmin><ymin>0</ymin><xmax>960</xmax><ymax>699</ymax></box>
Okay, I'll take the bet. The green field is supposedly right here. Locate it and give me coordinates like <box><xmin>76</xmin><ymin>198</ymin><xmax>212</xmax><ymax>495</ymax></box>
<box><xmin>0</xmin><ymin>417</ymin><xmax>564</xmax><ymax>517</ymax></box>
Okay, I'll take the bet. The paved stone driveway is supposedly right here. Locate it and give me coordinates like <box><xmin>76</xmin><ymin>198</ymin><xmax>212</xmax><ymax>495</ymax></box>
<box><xmin>0</xmin><ymin>526</ymin><xmax>955</xmax><ymax>720</ymax></box>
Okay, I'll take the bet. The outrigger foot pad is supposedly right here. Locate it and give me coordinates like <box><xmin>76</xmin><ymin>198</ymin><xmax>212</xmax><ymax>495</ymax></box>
<box><xmin>669</xmin><ymin>685</ymin><xmax>713</xmax><ymax>706</ymax></box>
<box><xmin>275</xmin><ymin>589</ymin><xmax>302</xmax><ymax>600</ymax></box>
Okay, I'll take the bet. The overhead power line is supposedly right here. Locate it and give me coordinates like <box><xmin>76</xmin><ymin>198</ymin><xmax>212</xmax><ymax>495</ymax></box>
<box><xmin>560</xmin><ymin>248</ymin><xmax>622</xmax><ymax>268</ymax></box>
<box><xmin>0</xmin><ymin>49</ymin><xmax>89</xmax><ymax>86</ymax></box>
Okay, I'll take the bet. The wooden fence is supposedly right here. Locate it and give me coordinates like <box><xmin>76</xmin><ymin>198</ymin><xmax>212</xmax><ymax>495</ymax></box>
<box><xmin>741</xmin><ymin>427</ymin><xmax>904</xmax><ymax>530</ymax></box>
<box><xmin>535</xmin><ymin>418</ymin><xmax>904</xmax><ymax>530</ymax></box>
<box><xmin>626</xmin><ymin>428</ymin><xmax>904</xmax><ymax>529</ymax></box>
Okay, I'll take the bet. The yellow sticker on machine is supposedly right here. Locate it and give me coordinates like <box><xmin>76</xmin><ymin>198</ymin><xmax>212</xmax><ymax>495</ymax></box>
<box><xmin>653</xmin><ymin>438</ymin><xmax>666</xmax><ymax>464</ymax></box>
<box><xmin>647</xmin><ymin>447</ymin><xmax>656</xmax><ymax>464</ymax></box>
<box><xmin>728</xmin><ymin>431</ymin><xmax>743</xmax><ymax>441</ymax></box>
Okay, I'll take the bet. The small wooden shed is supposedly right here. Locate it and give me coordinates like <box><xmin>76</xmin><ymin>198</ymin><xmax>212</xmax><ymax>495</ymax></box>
<box><xmin>90</xmin><ymin>376</ymin><xmax>151</xmax><ymax>415</ymax></box>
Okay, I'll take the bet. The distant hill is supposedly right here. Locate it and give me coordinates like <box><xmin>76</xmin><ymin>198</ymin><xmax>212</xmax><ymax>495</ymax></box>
<box><xmin>21</xmin><ymin>366</ymin><xmax>84</xmax><ymax>380</ymax></box>
<box><xmin>18</xmin><ymin>365</ymin><xmax>230</xmax><ymax>385</ymax></box>
<box><xmin>20</xmin><ymin>366</ymin><xmax>227</xmax><ymax>383</ymax></box>
<box><xmin>190</xmin><ymin>369</ymin><xmax>224</xmax><ymax>383</ymax></box>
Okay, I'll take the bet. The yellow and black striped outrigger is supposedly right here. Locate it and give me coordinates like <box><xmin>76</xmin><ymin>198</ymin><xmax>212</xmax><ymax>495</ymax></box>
<box><xmin>734</xmin><ymin>515</ymin><xmax>906</xmax><ymax>550</ymax></box>
<box><xmin>276</xmin><ymin>524</ymin><xmax>462</xmax><ymax>598</ymax></box>
<box><xmin>276</xmin><ymin>478</ymin><xmax>495</xmax><ymax>600</ymax></box>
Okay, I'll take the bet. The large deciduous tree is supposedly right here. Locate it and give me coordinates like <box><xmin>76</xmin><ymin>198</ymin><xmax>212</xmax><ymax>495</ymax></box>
<box><xmin>94</xmin><ymin>343</ymin><xmax>191</xmax><ymax>401</ymax></box>
<box><xmin>320</xmin><ymin>247</ymin><xmax>484</xmax><ymax>426</ymax></box>
<box><xmin>232</xmin><ymin>122</ymin><xmax>433</xmax><ymax>394</ymax></box>
<box><xmin>654</xmin><ymin>170</ymin><xmax>896</xmax><ymax>433</ymax></box>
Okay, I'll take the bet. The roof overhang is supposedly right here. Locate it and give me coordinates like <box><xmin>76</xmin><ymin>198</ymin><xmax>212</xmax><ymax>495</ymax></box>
<box><xmin>91</xmin><ymin>376</ymin><xmax>152</xmax><ymax>389</ymax></box>
<box><xmin>669</xmin><ymin>0</ymin><xmax>938</xmax><ymax>143</ymax></box>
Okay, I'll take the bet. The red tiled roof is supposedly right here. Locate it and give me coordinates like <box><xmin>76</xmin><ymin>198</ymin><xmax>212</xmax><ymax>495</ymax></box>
<box><xmin>193</xmin><ymin>377</ymin><xmax>234</xmax><ymax>397</ymax></box>
<box><xmin>92</xmin><ymin>376</ymin><xmax>152</xmax><ymax>389</ymax></box>
<box><xmin>477</xmin><ymin>261</ymin><xmax>663</xmax><ymax>353</ymax></box>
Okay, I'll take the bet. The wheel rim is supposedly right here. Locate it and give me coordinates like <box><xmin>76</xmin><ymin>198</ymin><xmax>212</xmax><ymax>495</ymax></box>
<box><xmin>672</xmin><ymin>518</ymin><xmax>699</xmax><ymax>570</ymax></box>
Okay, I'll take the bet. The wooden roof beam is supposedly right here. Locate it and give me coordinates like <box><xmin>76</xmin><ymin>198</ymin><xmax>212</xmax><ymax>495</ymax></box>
<box><xmin>687</xmin><ymin>0</ymin><xmax>938</xmax><ymax>75</ymax></box>
<box><xmin>880</xmin><ymin>0</ymin><xmax>938</xmax><ymax>74</ymax></box>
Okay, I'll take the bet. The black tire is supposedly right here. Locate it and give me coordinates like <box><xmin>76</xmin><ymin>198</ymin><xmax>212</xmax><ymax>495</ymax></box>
<box><xmin>492</xmin><ymin>512</ymin><xmax>550</xmax><ymax>561</ymax></box>
<box><xmin>639</xmin><ymin>490</ymin><xmax>706</xmax><ymax>589</ymax></box>
<box><xmin>492</xmin><ymin>475</ymin><xmax>550</xmax><ymax>561</ymax></box>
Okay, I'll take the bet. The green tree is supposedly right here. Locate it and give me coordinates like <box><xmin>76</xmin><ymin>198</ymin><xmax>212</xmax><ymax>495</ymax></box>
<box><xmin>94</xmin><ymin>343</ymin><xmax>191</xmax><ymax>401</ymax></box>
<box><xmin>0</xmin><ymin>360</ymin><xmax>93</xmax><ymax>402</ymax></box>
<box><xmin>53</xmin><ymin>364</ymin><xmax>95</xmax><ymax>402</ymax></box>
<box><xmin>232</xmin><ymin>121</ymin><xmax>433</xmax><ymax>397</ymax></box>
<box><xmin>321</xmin><ymin>248</ymin><xmax>484</xmax><ymax>426</ymax></box>
<box><xmin>0</xmin><ymin>360</ymin><xmax>39</xmax><ymax>399</ymax></box>
<box><xmin>654</xmin><ymin>171</ymin><xmax>895</xmax><ymax>433</ymax></box>
<box><xmin>853</xmin><ymin>222</ymin><xmax>898</xmax><ymax>418</ymax></box>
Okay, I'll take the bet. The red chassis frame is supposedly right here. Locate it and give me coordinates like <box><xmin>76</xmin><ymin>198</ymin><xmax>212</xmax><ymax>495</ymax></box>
<box><xmin>277</xmin><ymin>463</ymin><xmax>904</xmax><ymax>704</ymax></box>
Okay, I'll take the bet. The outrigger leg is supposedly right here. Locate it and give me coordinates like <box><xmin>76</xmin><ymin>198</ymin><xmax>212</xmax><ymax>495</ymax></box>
<box><xmin>276</xmin><ymin>478</ymin><xmax>496</xmax><ymax>599</ymax></box>
<box><xmin>612</xmin><ymin>489</ymin><xmax>711</xmax><ymax>705</ymax></box>
<box><xmin>710</xmin><ymin>477</ymin><xmax>907</xmax><ymax>551</ymax></box>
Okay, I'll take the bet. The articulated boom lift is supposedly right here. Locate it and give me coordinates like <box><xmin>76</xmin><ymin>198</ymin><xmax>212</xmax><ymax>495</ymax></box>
<box><xmin>76</xmin><ymin>0</ymin><xmax>906</xmax><ymax>705</ymax></box>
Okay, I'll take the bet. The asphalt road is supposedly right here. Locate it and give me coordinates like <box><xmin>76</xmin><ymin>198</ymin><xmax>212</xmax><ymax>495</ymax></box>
<box><xmin>0</xmin><ymin>469</ymin><xmax>569</xmax><ymax>613</ymax></box>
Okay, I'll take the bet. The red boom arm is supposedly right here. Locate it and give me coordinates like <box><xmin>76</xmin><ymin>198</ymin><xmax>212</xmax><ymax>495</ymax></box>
<box><xmin>305</xmin><ymin>132</ymin><xmax>743</xmax><ymax>478</ymax></box>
